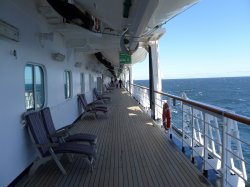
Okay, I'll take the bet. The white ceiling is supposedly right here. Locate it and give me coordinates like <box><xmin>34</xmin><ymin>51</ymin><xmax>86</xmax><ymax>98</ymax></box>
<box><xmin>37</xmin><ymin>0</ymin><xmax>198</xmax><ymax>69</ymax></box>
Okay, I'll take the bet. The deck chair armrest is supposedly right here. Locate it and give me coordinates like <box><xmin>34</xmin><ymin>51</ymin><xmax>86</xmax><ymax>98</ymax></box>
<box><xmin>91</xmin><ymin>100</ymin><xmax>104</xmax><ymax>105</ymax></box>
<box><xmin>56</xmin><ymin>123</ymin><xmax>74</xmax><ymax>132</ymax></box>
<box><xmin>87</xmin><ymin>104</ymin><xmax>95</xmax><ymax>109</ymax></box>
<box><xmin>34</xmin><ymin>143</ymin><xmax>59</xmax><ymax>148</ymax></box>
<box><xmin>49</xmin><ymin>130</ymin><xmax>69</xmax><ymax>138</ymax></box>
<box><xmin>100</xmin><ymin>93</ymin><xmax>108</xmax><ymax>96</ymax></box>
<box><xmin>93</xmin><ymin>104</ymin><xmax>107</xmax><ymax>109</ymax></box>
<box><xmin>85</xmin><ymin>105</ymin><xmax>93</xmax><ymax>111</ymax></box>
<box><xmin>87</xmin><ymin>102</ymin><xmax>105</xmax><ymax>108</ymax></box>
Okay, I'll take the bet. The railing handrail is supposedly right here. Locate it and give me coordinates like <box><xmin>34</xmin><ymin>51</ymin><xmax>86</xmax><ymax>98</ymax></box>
<box><xmin>131</xmin><ymin>83</ymin><xmax>250</xmax><ymax>126</ymax></box>
<box><xmin>131</xmin><ymin>83</ymin><xmax>150</xmax><ymax>91</ymax></box>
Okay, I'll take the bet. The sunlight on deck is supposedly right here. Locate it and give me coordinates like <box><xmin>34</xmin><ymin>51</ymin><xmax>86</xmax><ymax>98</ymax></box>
<box><xmin>127</xmin><ymin>106</ymin><xmax>142</xmax><ymax>111</ymax></box>
<box><xmin>146</xmin><ymin>122</ymin><xmax>154</xmax><ymax>126</ymax></box>
<box><xmin>128</xmin><ymin>113</ymin><xmax>137</xmax><ymax>116</ymax></box>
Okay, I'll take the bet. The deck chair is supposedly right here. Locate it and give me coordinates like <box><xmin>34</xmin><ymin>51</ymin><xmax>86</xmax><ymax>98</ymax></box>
<box><xmin>108</xmin><ymin>82</ymin><xmax>115</xmax><ymax>88</ymax></box>
<box><xmin>78</xmin><ymin>94</ymin><xmax>108</xmax><ymax>118</ymax></box>
<box><xmin>41</xmin><ymin>107</ymin><xmax>97</xmax><ymax>145</ymax></box>
<box><xmin>25</xmin><ymin>111</ymin><xmax>96</xmax><ymax>175</ymax></box>
<box><xmin>93</xmin><ymin>88</ymin><xmax>111</xmax><ymax>103</ymax></box>
<box><xmin>79</xmin><ymin>94</ymin><xmax>107</xmax><ymax>109</ymax></box>
<box><xmin>104</xmin><ymin>84</ymin><xmax>114</xmax><ymax>92</ymax></box>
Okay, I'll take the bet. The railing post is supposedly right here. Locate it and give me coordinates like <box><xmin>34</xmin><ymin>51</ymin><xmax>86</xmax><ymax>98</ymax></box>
<box><xmin>203</xmin><ymin>113</ymin><xmax>208</xmax><ymax>177</ymax></box>
<box><xmin>191</xmin><ymin>107</ymin><xmax>194</xmax><ymax>163</ymax></box>
<box><xmin>221</xmin><ymin>116</ymin><xmax>228</xmax><ymax>187</ymax></box>
<box><xmin>167</xmin><ymin>97</ymin><xmax>172</xmax><ymax>139</ymax></box>
<box><xmin>182</xmin><ymin>103</ymin><xmax>185</xmax><ymax>152</ymax></box>
<box><xmin>128</xmin><ymin>66</ymin><xmax>132</xmax><ymax>95</ymax></box>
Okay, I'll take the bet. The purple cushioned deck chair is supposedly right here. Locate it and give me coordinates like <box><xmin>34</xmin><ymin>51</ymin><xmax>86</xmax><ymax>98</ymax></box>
<box><xmin>104</xmin><ymin>84</ymin><xmax>113</xmax><ymax>92</ymax></box>
<box><xmin>41</xmin><ymin>107</ymin><xmax>97</xmax><ymax>145</ymax></box>
<box><xmin>78</xmin><ymin>94</ymin><xmax>108</xmax><ymax>118</ymax></box>
<box><xmin>79</xmin><ymin>94</ymin><xmax>108</xmax><ymax>110</ymax></box>
<box><xmin>93</xmin><ymin>88</ymin><xmax>111</xmax><ymax>103</ymax></box>
<box><xmin>25</xmin><ymin>111</ymin><xmax>96</xmax><ymax>175</ymax></box>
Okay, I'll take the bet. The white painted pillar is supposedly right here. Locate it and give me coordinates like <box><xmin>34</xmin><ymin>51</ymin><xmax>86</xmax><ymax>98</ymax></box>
<box><xmin>149</xmin><ymin>41</ymin><xmax>162</xmax><ymax>119</ymax></box>
<box><xmin>124</xmin><ymin>69</ymin><xmax>129</xmax><ymax>90</ymax></box>
<box><xmin>129</xmin><ymin>65</ymin><xmax>133</xmax><ymax>94</ymax></box>
<box><xmin>123</xmin><ymin>72</ymin><xmax>125</xmax><ymax>83</ymax></box>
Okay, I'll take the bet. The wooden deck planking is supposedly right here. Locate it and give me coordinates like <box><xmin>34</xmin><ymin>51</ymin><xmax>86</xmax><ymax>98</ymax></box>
<box><xmin>19</xmin><ymin>89</ymin><xmax>211</xmax><ymax>187</ymax></box>
<box><xmin>129</xmin><ymin>120</ymin><xmax>160</xmax><ymax>187</ymax></box>
<box><xmin>145</xmin><ymin>120</ymin><xmax>207</xmax><ymax>187</ymax></box>
<box><xmin>129</xmin><ymin>112</ymin><xmax>181</xmax><ymax>186</ymax></box>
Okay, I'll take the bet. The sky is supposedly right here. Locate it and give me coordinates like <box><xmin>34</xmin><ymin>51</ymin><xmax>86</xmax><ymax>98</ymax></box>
<box><xmin>132</xmin><ymin>0</ymin><xmax>250</xmax><ymax>80</ymax></box>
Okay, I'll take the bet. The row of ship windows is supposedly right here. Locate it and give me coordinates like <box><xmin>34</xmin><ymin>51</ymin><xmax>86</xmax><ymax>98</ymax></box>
<box><xmin>25</xmin><ymin>64</ymin><xmax>72</xmax><ymax>110</ymax></box>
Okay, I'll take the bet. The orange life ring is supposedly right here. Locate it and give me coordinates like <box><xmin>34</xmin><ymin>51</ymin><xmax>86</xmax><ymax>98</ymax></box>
<box><xmin>162</xmin><ymin>102</ymin><xmax>171</xmax><ymax>130</ymax></box>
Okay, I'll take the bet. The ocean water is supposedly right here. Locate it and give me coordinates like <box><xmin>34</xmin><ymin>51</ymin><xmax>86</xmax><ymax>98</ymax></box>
<box><xmin>134</xmin><ymin>77</ymin><xmax>250</xmax><ymax>117</ymax></box>
<box><xmin>134</xmin><ymin>77</ymin><xmax>250</xmax><ymax>180</ymax></box>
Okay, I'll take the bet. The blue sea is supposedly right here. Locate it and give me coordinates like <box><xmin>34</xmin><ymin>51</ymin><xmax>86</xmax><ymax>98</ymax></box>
<box><xmin>134</xmin><ymin>77</ymin><xmax>250</xmax><ymax>181</ymax></box>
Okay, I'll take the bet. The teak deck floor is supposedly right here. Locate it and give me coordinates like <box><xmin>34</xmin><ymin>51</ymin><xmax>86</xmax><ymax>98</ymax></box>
<box><xmin>19</xmin><ymin>89</ymin><xmax>210</xmax><ymax>187</ymax></box>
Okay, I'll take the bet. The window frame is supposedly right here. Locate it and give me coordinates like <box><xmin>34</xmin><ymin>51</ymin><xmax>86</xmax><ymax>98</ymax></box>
<box><xmin>80</xmin><ymin>72</ymin><xmax>85</xmax><ymax>93</ymax></box>
<box><xmin>64</xmin><ymin>70</ymin><xmax>72</xmax><ymax>99</ymax></box>
<box><xmin>24</xmin><ymin>63</ymin><xmax>46</xmax><ymax>111</ymax></box>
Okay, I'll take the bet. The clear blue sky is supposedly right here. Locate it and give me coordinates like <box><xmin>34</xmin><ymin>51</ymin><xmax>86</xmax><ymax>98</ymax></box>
<box><xmin>133</xmin><ymin>0</ymin><xmax>250</xmax><ymax>80</ymax></box>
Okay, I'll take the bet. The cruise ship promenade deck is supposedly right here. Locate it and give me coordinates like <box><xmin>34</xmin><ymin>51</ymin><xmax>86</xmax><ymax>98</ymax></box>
<box><xmin>17</xmin><ymin>88</ymin><xmax>211</xmax><ymax>187</ymax></box>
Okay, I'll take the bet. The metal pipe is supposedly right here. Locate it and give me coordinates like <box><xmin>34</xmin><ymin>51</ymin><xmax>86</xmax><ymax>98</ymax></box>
<box><xmin>148</xmin><ymin>46</ymin><xmax>155</xmax><ymax>120</ymax></box>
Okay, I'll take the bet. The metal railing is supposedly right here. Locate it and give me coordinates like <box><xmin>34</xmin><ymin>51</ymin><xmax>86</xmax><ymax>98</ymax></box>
<box><xmin>25</xmin><ymin>91</ymin><xmax>44</xmax><ymax>110</ymax></box>
<box><xmin>126</xmin><ymin>83</ymin><xmax>250</xmax><ymax>187</ymax></box>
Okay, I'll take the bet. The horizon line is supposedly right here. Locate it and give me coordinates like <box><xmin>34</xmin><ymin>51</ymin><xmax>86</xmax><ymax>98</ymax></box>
<box><xmin>133</xmin><ymin>75</ymin><xmax>250</xmax><ymax>81</ymax></box>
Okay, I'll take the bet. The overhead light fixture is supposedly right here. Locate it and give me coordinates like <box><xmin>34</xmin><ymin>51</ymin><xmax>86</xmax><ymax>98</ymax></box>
<box><xmin>38</xmin><ymin>32</ymin><xmax>54</xmax><ymax>47</ymax></box>
<box><xmin>38</xmin><ymin>32</ymin><xmax>54</xmax><ymax>42</ymax></box>
<box><xmin>75</xmin><ymin>62</ymin><xmax>82</xmax><ymax>68</ymax></box>
<box><xmin>51</xmin><ymin>53</ymin><xmax>65</xmax><ymax>62</ymax></box>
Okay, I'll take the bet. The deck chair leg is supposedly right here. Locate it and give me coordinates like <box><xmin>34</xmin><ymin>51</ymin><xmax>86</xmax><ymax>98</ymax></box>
<box><xmin>81</xmin><ymin>112</ymin><xmax>87</xmax><ymax>120</ymax></box>
<box><xmin>49</xmin><ymin>148</ymin><xmax>67</xmax><ymax>175</ymax></box>
<box><xmin>88</xmin><ymin>156</ymin><xmax>95</xmax><ymax>172</ymax></box>
<box><xmin>66</xmin><ymin>153</ymin><xmax>74</xmax><ymax>163</ymax></box>
<box><xmin>91</xmin><ymin>112</ymin><xmax>96</xmax><ymax>119</ymax></box>
<box><xmin>29</xmin><ymin>157</ymin><xmax>51</xmax><ymax>176</ymax></box>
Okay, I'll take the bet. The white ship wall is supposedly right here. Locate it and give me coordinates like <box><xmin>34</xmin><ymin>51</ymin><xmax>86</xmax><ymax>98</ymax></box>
<box><xmin>0</xmin><ymin>0</ymin><xmax>108</xmax><ymax>186</ymax></box>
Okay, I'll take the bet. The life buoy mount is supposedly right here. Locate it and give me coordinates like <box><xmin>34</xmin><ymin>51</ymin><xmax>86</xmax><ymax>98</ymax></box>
<box><xmin>162</xmin><ymin>102</ymin><xmax>171</xmax><ymax>131</ymax></box>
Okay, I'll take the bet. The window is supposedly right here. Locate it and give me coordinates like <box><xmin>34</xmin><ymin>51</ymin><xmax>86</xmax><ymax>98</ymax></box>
<box><xmin>89</xmin><ymin>74</ymin><xmax>92</xmax><ymax>91</ymax></box>
<box><xmin>25</xmin><ymin>64</ymin><xmax>45</xmax><ymax>110</ymax></box>
<box><xmin>64</xmin><ymin>70</ymin><xmax>72</xmax><ymax>99</ymax></box>
<box><xmin>85</xmin><ymin>73</ymin><xmax>90</xmax><ymax>92</ymax></box>
<box><xmin>80</xmin><ymin>73</ymin><xmax>85</xmax><ymax>93</ymax></box>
